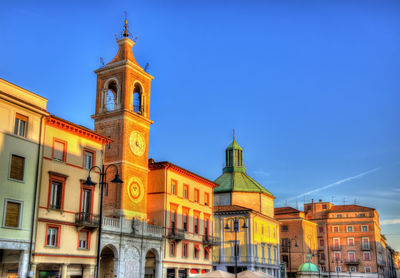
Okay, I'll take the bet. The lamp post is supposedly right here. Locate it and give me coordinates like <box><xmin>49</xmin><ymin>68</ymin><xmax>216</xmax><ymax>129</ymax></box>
<box><xmin>332</xmin><ymin>257</ymin><xmax>342</xmax><ymax>278</ymax></box>
<box><xmin>224</xmin><ymin>217</ymin><xmax>248</xmax><ymax>278</ymax></box>
<box><xmin>286</xmin><ymin>239</ymin><xmax>298</xmax><ymax>278</ymax></box>
<box><xmin>84</xmin><ymin>164</ymin><xmax>123</xmax><ymax>278</ymax></box>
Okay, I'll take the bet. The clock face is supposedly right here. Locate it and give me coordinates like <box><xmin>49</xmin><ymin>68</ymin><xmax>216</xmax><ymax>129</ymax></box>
<box><xmin>127</xmin><ymin>177</ymin><xmax>144</xmax><ymax>203</ymax></box>
<box><xmin>129</xmin><ymin>130</ymin><xmax>146</xmax><ymax>156</ymax></box>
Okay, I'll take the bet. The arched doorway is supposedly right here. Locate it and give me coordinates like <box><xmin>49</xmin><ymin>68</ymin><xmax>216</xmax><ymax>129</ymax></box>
<box><xmin>99</xmin><ymin>246</ymin><xmax>116</xmax><ymax>278</ymax></box>
<box><xmin>144</xmin><ymin>250</ymin><xmax>156</xmax><ymax>278</ymax></box>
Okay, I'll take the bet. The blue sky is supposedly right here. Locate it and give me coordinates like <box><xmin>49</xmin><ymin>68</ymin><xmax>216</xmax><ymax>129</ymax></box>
<box><xmin>1</xmin><ymin>0</ymin><xmax>399</xmax><ymax>249</ymax></box>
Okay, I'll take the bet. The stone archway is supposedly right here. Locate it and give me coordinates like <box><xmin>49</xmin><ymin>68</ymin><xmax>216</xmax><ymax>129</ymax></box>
<box><xmin>99</xmin><ymin>245</ymin><xmax>117</xmax><ymax>278</ymax></box>
<box><xmin>144</xmin><ymin>250</ymin><xmax>156</xmax><ymax>278</ymax></box>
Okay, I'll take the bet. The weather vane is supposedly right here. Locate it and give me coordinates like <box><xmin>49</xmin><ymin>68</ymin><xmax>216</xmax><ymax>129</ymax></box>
<box><xmin>233</xmin><ymin>128</ymin><xmax>235</xmax><ymax>140</ymax></box>
<box><xmin>117</xmin><ymin>11</ymin><xmax>137</xmax><ymax>41</ymax></box>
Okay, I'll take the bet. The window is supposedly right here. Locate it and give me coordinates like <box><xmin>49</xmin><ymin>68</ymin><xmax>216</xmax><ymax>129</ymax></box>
<box><xmin>322</xmin><ymin>204</ymin><xmax>327</xmax><ymax>209</ymax></box>
<box><xmin>170</xmin><ymin>210</ymin><xmax>176</xmax><ymax>228</ymax></box>
<box><xmin>53</xmin><ymin>140</ymin><xmax>66</xmax><ymax>161</ymax></box>
<box><xmin>319</xmin><ymin>227</ymin><xmax>324</xmax><ymax>233</ymax></box>
<box><xmin>337</xmin><ymin>214</ymin><xmax>342</xmax><ymax>218</ymax></box>
<box><xmin>3</xmin><ymin>200</ymin><xmax>22</xmax><ymax>228</ymax></box>
<box><xmin>78</xmin><ymin>231</ymin><xmax>89</xmax><ymax>249</ymax></box>
<box><xmin>365</xmin><ymin>267</ymin><xmax>372</xmax><ymax>273</ymax></box>
<box><xmin>347</xmin><ymin>226</ymin><xmax>353</xmax><ymax>232</ymax></box>
<box><xmin>281</xmin><ymin>225</ymin><xmax>288</xmax><ymax>232</ymax></box>
<box><xmin>182</xmin><ymin>243</ymin><xmax>188</xmax><ymax>258</ymax></box>
<box><xmin>9</xmin><ymin>154</ymin><xmax>25</xmax><ymax>181</ymax></box>
<box><xmin>104</xmin><ymin>80</ymin><xmax>118</xmax><ymax>111</ymax></box>
<box><xmin>183</xmin><ymin>184</ymin><xmax>189</xmax><ymax>199</ymax></box>
<box><xmin>334</xmin><ymin>252</ymin><xmax>341</xmax><ymax>260</ymax></box>
<box><xmin>46</xmin><ymin>225</ymin><xmax>60</xmax><ymax>247</ymax></box>
<box><xmin>183</xmin><ymin>213</ymin><xmax>188</xmax><ymax>232</ymax></box>
<box><xmin>348</xmin><ymin>252</ymin><xmax>356</xmax><ymax>262</ymax></box>
<box><xmin>363</xmin><ymin>252</ymin><xmax>371</xmax><ymax>261</ymax></box>
<box><xmin>133</xmin><ymin>83</ymin><xmax>143</xmax><ymax>114</ymax></box>
<box><xmin>335</xmin><ymin>266</ymin><xmax>341</xmax><ymax>272</ymax></box>
<box><xmin>347</xmin><ymin>237</ymin><xmax>355</xmax><ymax>246</ymax></box>
<box><xmin>14</xmin><ymin>113</ymin><xmax>28</xmax><ymax>137</ymax></box>
<box><xmin>332</xmin><ymin>226</ymin><xmax>339</xmax><ymax>232</ymax></box>
<box><xmin>204</xmin><ymin>218</ymin><xmax>209</xmax><ymax>236</ymax></box>
<box><xmin>80</xmin><ymin>185</ymin><xmax>93</xmax><ymax>217</ymax></box>
<box><xmin>50</xmin><ymin>181</ymin><xmax>63</xmax><ymax>209</ymax></box>
<box><xmin>169</xmin><ymin>241</ymin><xmax>176</xmax><ymax>257</ymax></box>
<box><xmin>349</xmin><ymin>266</ymin><xmax>356</xmax><ymax>273</ymax></box>
<box><xmin>194</xmin><ymin>245</ymin><xmax>200</xmax><ymax>259</ymax></box>
<box><xmin>204</xmin><ymin>247</ymin><xmax>209</xmax><ymax>260</ymax></box>
<box><xmin>362</xmin><ymin>237</ymin><xmax>370</xmax><ymax>249</ymax></box>
<box><xmin>204</xmin><ymin>193</ymin><xmax>210</xmax><ymax>206</ymax></box>
<box><xmin>361</xmin><ymin>225</ymin><xmax>368</xmax><ymax>232</ymax></box>
<box><xmin>333</xmin><ymin>238</ymin><xmax>340</xmax><ymax>249</ymax></box>
<box><xmin>319</xmin><ymin>239</ymin><xmax>324</xmax><ymax>247</ymax></box>
<box><xmin>194</xmin><ymin>189</ymin><xmax>199</xmax><ymax>203</ymax></box>
<box><xmin>194</xmin><ymin>216</ymin><xmax>199</xmax><ymax>234</ymax></box>
<box><xmin>171</xmin><ymin>180</ymin><xmax>177</xmax><ymax>195</ymax></box>
<box><xmin>83</xmin><ymin>150</ymin><xmax>94</xmax><ymax>169</ymax></box>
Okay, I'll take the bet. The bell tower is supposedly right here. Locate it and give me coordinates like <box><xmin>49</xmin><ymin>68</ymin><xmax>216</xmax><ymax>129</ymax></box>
<box><xmin>92</xmin><ymin>19</ymin><xmax>153</xmax><ymax>218</ymax></box>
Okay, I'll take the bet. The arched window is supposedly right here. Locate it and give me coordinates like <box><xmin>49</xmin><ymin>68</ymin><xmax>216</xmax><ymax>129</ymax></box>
<box><xmin>104</xmin><ymin>81</ymin><xmax>118</xmax><ymax>111</ymax></box>
<box><xmin>133</xmin><ymin>83</ymin><xmax>143</xmax><ymax>115</ymax></box>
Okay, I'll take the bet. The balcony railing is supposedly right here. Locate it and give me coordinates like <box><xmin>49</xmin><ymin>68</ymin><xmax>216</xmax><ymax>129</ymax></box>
<box><xmin>167</xmin><ymin>227</ymin><xmax>185</xmax><ymax>241</ymax></box>
<box><xmin>101</xmin><ymin>216</ymin><xmax>163</xmax><ymax>239</ymax></box>
<box><xmin>345</xmin><ymin>259</ymin><xmax>360</xmax><ymax>265</ymax></box>
<box><xmin>202</xmin><ymin>235</ymin><xmax>220</xmax><ymax>246</ymax></box>
<box><xmin>331</xmin><ymin>246</ymin><xmax>342</xmax><ymax>251</ymax></box>
<box><xmin>75</xmin><ymin>212</ymin><xmax>100</xmax><ymax>229</ymax></box>
<box><xmin>361</xmin><ymin>244</ymin><xmax>371</xmax><ymax>251</ymax></box>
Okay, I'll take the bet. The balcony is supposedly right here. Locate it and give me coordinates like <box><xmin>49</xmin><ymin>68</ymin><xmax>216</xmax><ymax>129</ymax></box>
<box><xmin>202</xmin><ymin>235</ymin><xmax>220</xmax><ymax>246</ymax></box>
<box><xmin>345</xmin><ymin>259</ymin><xmax>360</xmax><ymax>265</ymax></box>
<box><xmin>361</xmin><ymin>245</ymin><xmax>371</xmax><ymax>251</ymax></box>
<box><xmin>331</xmin><ymin>246</ymin><xmax>342</xmax><ymax>251</ymax></box>
<box><xmin>75</xmin><ymin>212</ymin><xmax>99</xmax><ymax>230</ymax></box>
<box><xmin>167</xmin><ymin>227</ymin><xmax>185</xmax><ymax>241</ymax></box>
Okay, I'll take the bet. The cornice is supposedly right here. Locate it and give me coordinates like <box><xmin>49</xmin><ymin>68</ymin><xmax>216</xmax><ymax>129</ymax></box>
<box><xmin>94</xmin><ymin>60</ymin><xmax>154</xmax><ymax>80</ymax></box>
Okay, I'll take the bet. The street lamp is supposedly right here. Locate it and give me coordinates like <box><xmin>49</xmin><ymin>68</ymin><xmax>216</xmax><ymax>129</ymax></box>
<box><xmin>224</xmin><ymin>217</ymin><xmax>248</xmax><ymax>278</ymax></box>
<box><xmin>84</xmin><ymin>164</ymin><xmax>123</xmax><ymax>278</ymax></box>
<box><xmin>332</xmin><ymin>257</ymin><xmax>343</xmax><ymax>278</ymax></box>
<box><xmin>286</xmin><ymin>239</ymin><xmax>298</xmax><ymax>278</ymax></box>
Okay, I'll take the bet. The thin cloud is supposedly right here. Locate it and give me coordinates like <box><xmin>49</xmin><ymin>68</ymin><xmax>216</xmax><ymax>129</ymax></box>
<box><xmin>287</xmin><ymin>167</ymin><xmax>380</xmax><ymax>201</ymax></box>
<box><xmin>381</xmin><ymin>219</ymin><xmax>400</xmax><ymax>225</ymax></box>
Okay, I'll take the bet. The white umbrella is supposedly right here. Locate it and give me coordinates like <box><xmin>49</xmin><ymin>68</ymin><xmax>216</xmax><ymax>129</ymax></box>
<box><xmin>195</xmin><ymin>270</ymin><xmax>235</xmax><ymax>278</ymax></box>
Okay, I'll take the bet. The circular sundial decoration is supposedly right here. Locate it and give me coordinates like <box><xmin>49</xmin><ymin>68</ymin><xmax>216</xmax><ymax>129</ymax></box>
<box><xmin>127</xmin><ymin>177</ymin><xmax>144</xmax><ymax>203</ymax></box>
<box><xmin>129</xmin><ymin>130</ymin><xmax>145</xmax><ymax>156</ymax></box>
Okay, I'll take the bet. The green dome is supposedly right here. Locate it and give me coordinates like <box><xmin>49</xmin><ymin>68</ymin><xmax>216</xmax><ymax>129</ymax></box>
<box><xmin>298</xmin><ymin>255</ymin><xmax>319</xmax><ymax>273</ymax></box>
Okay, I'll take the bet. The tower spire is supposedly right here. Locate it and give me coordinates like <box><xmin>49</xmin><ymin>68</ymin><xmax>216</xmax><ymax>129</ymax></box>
<box><xmin>233</xmin><ymin>128</ymin><xmax>235</xmax><ymax>141</ymax></box>
<box><xmin>123</xmin><ymin>11</ymin><xmax>129</xmax><ymax>37</ymax></box>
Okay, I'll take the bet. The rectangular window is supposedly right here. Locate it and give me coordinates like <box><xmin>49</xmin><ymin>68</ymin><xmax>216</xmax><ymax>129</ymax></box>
<box><xmin>53</xmin><ymin>140</ymin><xmax>66</xmax><ymax>161</ymax></box>
<box><xmin>334</xmin><ymin>252</ymin><xmax>341</xmax><ymax>260</ymax></box>
<box><xmin>78</xmin><ymin>231</ymin><xmax>89</xmax><ymax>249</ymax></box>
<box><xmin>194</xmin><ymin>189</ymin><xmax>199</xmax><ymax>203</ymax></box>
<box><xmin>46</xmin><ymin>226</ymin><xmax>60</xmax><ymax>247</ymax></box>
<box><xmin>50</xmin><ymin>181</ymin><xmax>63</xmax><ymax>209</ymax></box>
<box><xmin>182</xmin><ymin>243</ymin><xmax>188</xmax><ymax>258</ymax></box>
<box><xmin>319</xmin><ymin>226</ymin><xmax>324</xmax><ymax>233</ymax></box>
<box><xmin>194</xmin><ymin>245</ymin><xmax>199</xmax><ymax>259</ymax></box>
<box><xmin>204</xmin><ymin>218</ymin><xmax>209</xmax><ymax>235</ymax></box>
<box><xmin>335</xmin><ymin>266</ymin><xmax>341</xmax><ymax>272</ymax></box>
<box><xmin>171</xmin><ymin>180</ymin><xmax>177</xmax><ymax>195</ymax></box>
<box><xmin>362</xmin><ymin>237</ymin><xmax>370</xmax><ymax>249</ymax></box>
<box><xmin>183</xmin><ymin>184</ymin><xmax>189</xmax><ymax>199</ymax></box>
<box><xmin>183</xmin><ymin>213</ymin><xmax>188</xmax><ymax>232</ymax></box>
<box><xmin>348</xmin><ymin>252</ymin><xmax>356</xmax><ymax>262</ymax></box>
<box><xmin>363</xmin><ymin>252</ymin><xmax>371</xmax><ymax>261</ymax></box>
<box><xmin>365</xmin><ymin>267</ymin><xmax>371</xmax><ymax>273</ymax></box>
<box><xmin>337</xmin><ymin>214</ymin><xmax>342</xmax><ymax>218</ymax></box>
<box><xmin>333</xmin><ymin>238</ymin><xmax>340</xmax><ymax>248</ymax></box>
<box><xmin>204</xmin><ymin>192</ymin><xmax>210</xmax><ymax>206</ymax></box>
<box><xmin>349</xmin><ymin>266</ymin><xmax>357</xmax><ymax>273</ymax></box>
<box><xmin>170</xmin><ymin>210</ymin><xmax>176</xmax><ymax>228</ymax></box>
<box><xmin>14</xmin><ymin>113</ymin><xmax>28</xmax><ymax>137</ymax></box>
<box><xmin>322</xmin><ymin>204</ymin><xmax>327</xmax><ymax>209</ymax></box>
<box><xmin>169</xmin><ymin>241</ymin><xmax>176</xmax><ymax>257</ymax></box>
<box><xmin>3</xmin><ymin>200</ymin><xmax>22</xmax><ymax>228</ymax></box>
<box><xmin>319</xmin><ymin>239</ymin><xmax>324</xmax><ymax>247</ymax></box>
<box><xmin>83</xmin><ymin>150</ymin><xmax>94</xmax><ymax>169</ymax></box>
<box><xmin>347</xmin><ymin>226</ymin><xmax>353</xmax><ymax>232</ymax></box>
<box><xmin>332</xmin><ymin>226</ymin><xmax>339</xmax><ymax>232</ymax></box>
<box><xmin>9</xmin><ymin>154</ymin><xmax>25</xmax><ymax>181</ymax></box>
<box><xmin>347</xmin><ymin>237</ymin><xmax>355</xmax><ymax>246</ymax></box>
<box><xmin>281</xmin><ymin>225</ymin><xmax>288</xmax><ymax>232</ymax></box>
<box><xmin>361</xmin><ymin>225</ymin><xmax>368</xmax><ymax>232</ymax></box>
<box><xmin>204</xmin><ymin>247</ymin><xmax>209</xmax><ymax>260</ymax></box>
<box><xmin>194</xmin><ymin>216</ymin><xmax>199</xmax><ymax>234</ymax></box>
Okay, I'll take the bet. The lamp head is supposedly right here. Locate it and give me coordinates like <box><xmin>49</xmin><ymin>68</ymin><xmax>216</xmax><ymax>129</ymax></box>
<box><xmin>224</xmin><ymin>223</ymin><xmax>230</xmax><ymax>230</ymax></box>
<box><xmin>242</xmin><ymin>222</ymin><xmax>248</xmax><ymax>229</ymax></box>
<box><xmin>110</xmin><ymin>173</ymin><xmax>123</xmax><ymax>184</ymax></box>
<box><xmin>83</xmin><ymin>176</ymin><xmax>96</xmax><ymax>186</ymax></box>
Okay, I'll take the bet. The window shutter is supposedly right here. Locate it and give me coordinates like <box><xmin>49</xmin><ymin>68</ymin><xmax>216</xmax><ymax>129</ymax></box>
<box><xmin>5</xmin><ymin>202</ymin><xmax>20</xmax><ymax>227</ymax></box>
<box><xmin>54</xmin><ymin>141</ymin><xmax>65</xmax><ymax>161</ymax></box>
<box><xmin>10</xmin><ymin>155</ymin><xmax>24</xmax><ymax>180</ymax></box>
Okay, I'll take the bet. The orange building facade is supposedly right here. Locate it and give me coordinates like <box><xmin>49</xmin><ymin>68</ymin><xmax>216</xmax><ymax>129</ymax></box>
<box><xmin>304</xmin><ymin>201</ymin><xmax>383</xmax><ymax>278</ymax></box>
<box><xmin>274</xmin><ymin>207</ymin><xmax>318</xmax><ymax>278</ymax></box>
<box><xmin>148</xmin><ymin>160</ymin><xmax>217</xmax><ymax>278</ymax></box>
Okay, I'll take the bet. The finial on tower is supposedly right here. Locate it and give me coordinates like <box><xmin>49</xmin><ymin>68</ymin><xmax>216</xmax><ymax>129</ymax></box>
<box><xmin>117</xmin><ymin>11</ymin><xmax>137</xmax><ymax>41</ymax></box>
<box><xmin>233</xmin><ymin>128</ymin><xmax>236</xmax><ymax>141</ymax></box>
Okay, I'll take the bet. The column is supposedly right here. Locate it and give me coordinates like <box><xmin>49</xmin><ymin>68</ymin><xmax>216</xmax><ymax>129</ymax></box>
<box><xmin>18</xmin><ymin>250</ymin><xmax>29</xmax><ymax>278</ymax></box>
<box><xmin>247</xmin><ymin>217</ymin><xmax>253</xmax><ymax>264</ymax></box>
<box><xmin>175</xmin><ymin>267</ymin><xmax>179</xmax><ymax>278</ymax></box>
<box><xmin>30</xmin><ymin>263</ymin><xmax>37</xmax><ymax>278</ymax></box>
<box><xmin>61</xmin><ymin>264</ymin><xmax>68</xmax><ymax>278</ymax></box>
<box><xmin>155</xmin><ymin>259</ymin><xmax>162</xmax><ymax>278</ymax></box>
<box><xmin>220</xmin><ymin>217</ymin><xmax>225</xmax><ymax>263</ymax></box>
<box><xmin>113</xmin><ymin>258</ymin><xmax>120</xmax><ymax>278</ymax></box>
<box><xmin>83</xmin><ymin>265</ymin><xmax>95</xmax><ymax>278</ymax></box>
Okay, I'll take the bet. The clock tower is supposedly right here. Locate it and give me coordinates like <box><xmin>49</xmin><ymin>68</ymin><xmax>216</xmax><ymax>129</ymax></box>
<box><xmin>92</xmin><ymin>20</ymin><xmax>153</xmax><ymax>218</ymax></box>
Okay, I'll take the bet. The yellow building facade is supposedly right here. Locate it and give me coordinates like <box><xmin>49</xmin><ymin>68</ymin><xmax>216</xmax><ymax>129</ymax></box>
<box><xmin>31</xmin><ymin>115</ymin><xmax>109</xmax><ymax>277</ymax></box>
<box><xmin>148</xmin><ymin>160</ymin><xmax>217</xmax><ymax>278</ymax></box>
<box><xmin>213</xmin><ymin>139</ymin><xmax>280</xmax><ymax>276</ymax></box>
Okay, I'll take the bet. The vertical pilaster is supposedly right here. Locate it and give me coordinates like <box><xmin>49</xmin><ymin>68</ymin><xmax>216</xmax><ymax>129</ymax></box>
<box><xmin>61</xmin><ymin>264</ymin><xmax>68</xmax><ymax>278</ymax></box>
<box><xmin>221</xmin><ymin>217</ymin><xmax>225</xmax><ymax>263</ymax></box>
<box><xmin>18</xmin><ymin>250</ymin><xmax>29</xmax><ymax>278</ymax></box>
<box><xmin>83</xmin><ymin>265</ymin><xmax>95</xmax><ymax>278</ymax></box>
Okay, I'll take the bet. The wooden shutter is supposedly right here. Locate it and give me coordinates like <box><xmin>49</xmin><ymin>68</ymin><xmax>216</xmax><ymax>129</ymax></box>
<box><xmin>5</xmin><ymin>202</ymin><xmax>21</xmax><ymax>227</ymax></box>
<box><xmin>53</xmin><ymin>141</ymin><xmax>65</xmax><ymax>161</ymax></box>
<box><xmin>10</xmin><ymin>155</ymin><xmax>24</xmax><ymax>181</ymax></box>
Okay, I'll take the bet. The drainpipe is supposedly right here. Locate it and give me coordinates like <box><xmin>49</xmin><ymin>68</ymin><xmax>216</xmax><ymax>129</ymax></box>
<box><xmin>28</xmin><ymin>114</ymin><xmax>45</xmax><ymax>275</ymax></box>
